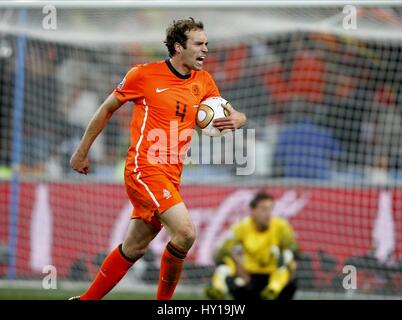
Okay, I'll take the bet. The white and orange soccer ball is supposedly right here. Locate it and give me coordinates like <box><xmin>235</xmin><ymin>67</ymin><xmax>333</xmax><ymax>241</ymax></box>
<box><xmin>196</xmin><ymin>96</ymin><xmax>231</xmax><ymax>137</ymax></box>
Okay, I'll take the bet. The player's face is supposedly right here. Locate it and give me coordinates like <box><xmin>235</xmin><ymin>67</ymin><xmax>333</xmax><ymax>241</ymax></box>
<box><xmin>181</xmin><ymin>29</ymin><xmax>208</xmax><ymax>71</ymax></box>
<box><xmin>251</xmin><ymin>199</ymin><xmax>274</xmax><ymax>230</ymax></box>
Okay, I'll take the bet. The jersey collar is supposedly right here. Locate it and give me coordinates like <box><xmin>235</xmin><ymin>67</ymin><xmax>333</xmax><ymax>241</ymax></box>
<box><xmin>165</xmin><ymin>59</ymin><xmax>192</xmax><ymax>80</ymax></box>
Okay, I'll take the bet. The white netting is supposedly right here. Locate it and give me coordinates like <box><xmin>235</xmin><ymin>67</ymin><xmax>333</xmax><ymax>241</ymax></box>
<box><xmin>0</xmin><ymin>5</ymin><xmax>402</xmax><ymax>299</ymax></box>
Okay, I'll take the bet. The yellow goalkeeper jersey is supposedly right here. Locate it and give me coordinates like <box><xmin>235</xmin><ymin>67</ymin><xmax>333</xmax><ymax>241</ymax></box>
<box><xmin>231</xmin><ymin>216</ymin><xmax>297</xmax><ymax>275</ymax></box>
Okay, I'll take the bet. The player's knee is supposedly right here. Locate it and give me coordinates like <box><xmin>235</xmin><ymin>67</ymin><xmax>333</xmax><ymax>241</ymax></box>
<box><xmin>122</xmin><ymin>242</ymin><xmax>148</xmax><ymax>261</ymax></box>
<box><xmin>175</xmin><ymin>226</ymin><xmax>196</xmax><ymax>250</ymax></box>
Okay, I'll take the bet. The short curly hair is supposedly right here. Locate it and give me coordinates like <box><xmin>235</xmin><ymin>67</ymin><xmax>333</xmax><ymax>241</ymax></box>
<box><xmin>164</xmin><ymin>17</ymin><xmax>204</xmax><ymax>57</ymax></box>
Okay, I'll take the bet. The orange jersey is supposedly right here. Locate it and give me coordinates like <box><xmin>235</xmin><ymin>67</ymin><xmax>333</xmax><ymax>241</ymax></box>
<box><xmin>114</xmin><ymin>59</ymin><xmax>220</xmax><ymax>185</ymax></box>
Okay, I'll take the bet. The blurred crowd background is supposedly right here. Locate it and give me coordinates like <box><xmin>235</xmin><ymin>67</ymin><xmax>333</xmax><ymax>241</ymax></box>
<box><xmin>1</xmin><ymin>30</ymin><xmax>402</xmax><ymax>185</ymax></box>
<box><xmin>1</xmin><ymin>4</ymin><xmax>402</xmax><ymax>298</ymax></box>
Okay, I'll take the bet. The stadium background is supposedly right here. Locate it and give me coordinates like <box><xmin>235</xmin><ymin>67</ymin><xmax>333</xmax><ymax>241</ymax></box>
<box><xmin>0</xmin><ymin>1</ymin><xmax>402</xmax><ymax>299</ymax></box>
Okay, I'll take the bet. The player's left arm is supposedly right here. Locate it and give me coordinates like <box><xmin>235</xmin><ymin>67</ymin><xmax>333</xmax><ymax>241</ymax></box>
<box><xmin>213</xmin><ymin>102</ymin><xmax>247</xmax><ymax>131</ymax></box>
<box><xmin>260</xmin><ymin>221</ymin><xmax>299</xmax><ymax>300</ymax></box>
<box><xmin>203</xmin><ymin>72</ymin><xmax>247</xmax><ymax>131</ymax></box>
<box><xmin>277</xmin><ymin>221</ymin><xmax>299</xmax><ymax>275</ymax></box>
<box><xmin>281</xmin><ymin>221</ymin><xmax>299</xmax><ymax>254</ymax></box>
<box><xmin>269</xmin><ymin>221</ymin><xmax>299</xmax><ymax>274</ymax></box>
<box><xmin>213</xmin><ymin>233</ymin><xmax>251</xmax><ymax>285</ymax></box>
<box><xmin>213</xmin><ymin>235</ymin><xmax>239</xmax><ymax>265</ymax></box>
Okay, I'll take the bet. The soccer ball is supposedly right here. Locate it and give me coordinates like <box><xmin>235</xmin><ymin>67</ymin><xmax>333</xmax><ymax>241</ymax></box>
<box><xmin>196</xmin><ymin>96</ymin><xmax>231</xmax><ymax>137</ymax></box>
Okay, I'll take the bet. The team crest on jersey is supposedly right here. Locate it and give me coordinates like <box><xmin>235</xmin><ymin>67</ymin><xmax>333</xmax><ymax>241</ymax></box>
<box><xmin>163</xmin><ymin>188</ymin><xmax>172</xmax><ymax>200</ymax></box>
<box><xmin>117</xmin><ymin>77</ymin><xmax>126</xmax><ymax>89</ymax></box>
<box><xmin>191</xmin><ymin>84</ymin><xmax>201</xmax><ymax>98</ymax></box>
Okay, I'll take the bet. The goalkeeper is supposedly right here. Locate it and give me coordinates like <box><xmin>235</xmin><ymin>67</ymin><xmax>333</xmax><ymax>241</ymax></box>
<box><xmin>205</xmin><ymin>192</ymin><xmax>298</xmax><ymax>300</ymax></box>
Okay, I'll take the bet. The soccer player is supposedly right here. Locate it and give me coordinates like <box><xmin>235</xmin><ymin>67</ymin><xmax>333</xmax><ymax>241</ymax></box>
<box><xmin>69</xmin><ymin>18</ymin><xmax>247</xmax><ymax>300</ymax></box>
<box><xmin>205</xmin><ymin>192</ymin><xmax>298</xmax><ymax>300</ymax></box>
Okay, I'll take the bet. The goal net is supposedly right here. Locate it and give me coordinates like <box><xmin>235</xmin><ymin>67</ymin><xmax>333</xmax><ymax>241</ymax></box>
<box><xmin>0</xmin><ymin>2</ymin><xmax>401</xmax><ymax>299</ymax></box>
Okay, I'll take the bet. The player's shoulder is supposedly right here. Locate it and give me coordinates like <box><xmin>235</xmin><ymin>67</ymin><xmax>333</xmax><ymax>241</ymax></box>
<box><xmin>127</xmin><ymin>60</ymin><xmax>165</xmax><ymax>74</ymax></box>
<box><xmin>142</xmin><ymin>60</ymin><xmax>166</xmax><ymax>70</ymax></box>
<box><xmin>235</xmin><ymin>216</ymin><xmax>254</xmax><ymax>230</ymax></box>
<box><xmin>231</xmin><ymin>217</ymin><xmax>250</xmax><ymax>238</ymax></box>
<box><xmin>195</xmin><ymin>69</ymin><xmax>214</xmax><ymax>79</ymax></box>
<box><xmin>271</xmin><ymin>216</ymin><xmax>291</xmax><ymax>228</ymax></box>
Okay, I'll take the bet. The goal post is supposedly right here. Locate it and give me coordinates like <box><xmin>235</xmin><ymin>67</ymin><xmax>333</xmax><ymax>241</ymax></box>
<box><xmin>0</xmin><ymin>1</ymin><xmax>402</xmax><ymax>299</ymax></box>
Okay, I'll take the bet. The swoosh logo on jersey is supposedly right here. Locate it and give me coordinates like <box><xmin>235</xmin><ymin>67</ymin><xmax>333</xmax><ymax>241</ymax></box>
<box><xmin>156</xmin><ymin>88</ymin><xmax>169</xmax><ymax>93</ymax></box>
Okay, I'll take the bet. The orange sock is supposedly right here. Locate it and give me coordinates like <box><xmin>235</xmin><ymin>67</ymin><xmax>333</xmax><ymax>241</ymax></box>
<box><xmin>80</xmin><ymin>244</ymin><xmax>135</xmax><ymax>300</ymax></box>
<box><xmin>156</xmin><ymin>242</ymin><xmax>187</xmax><ymax>300</ymax></box>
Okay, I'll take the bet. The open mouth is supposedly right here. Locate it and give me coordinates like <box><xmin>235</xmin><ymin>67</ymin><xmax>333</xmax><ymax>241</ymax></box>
<box><xmin>196</xmin><ymin>56</ymin><xmax>206</xmax><ymax>62</ymax></box>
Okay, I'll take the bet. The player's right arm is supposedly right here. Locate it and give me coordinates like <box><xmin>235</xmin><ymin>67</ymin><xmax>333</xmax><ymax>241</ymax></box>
<box><xmin>214</xmin><ymin>235</ymin><xmax>239</xmax><ymax>264</ymax></box>
<box><xmin>70</xmin><ymin>94</ymin><xmax>123</xmax><ymax>175</ymax></box>
<box><xmin>214</xmin><ymin>223</ymin><xmax>244</xmax><ymax>263</ymax></box>
<box><xmin>214</xmin><ymin>228</ymin><xmax>251</xmax><ymax>283</ymax></box>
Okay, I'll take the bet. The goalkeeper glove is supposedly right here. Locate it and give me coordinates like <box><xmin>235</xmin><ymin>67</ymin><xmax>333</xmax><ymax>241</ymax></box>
<box><xmin>205</xmin><ymin>286</ymin><xmax>225</xmax><ymax>300</ymax></box>
<box><xmin>260</xmin><ymin>266</ymin><xmax>290</xmax><ymax>300</ymax></box>
<box><xmin>205</xmin><ymin>264</ymin><xmax>232</xmax><ymax>300</ymax></box>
